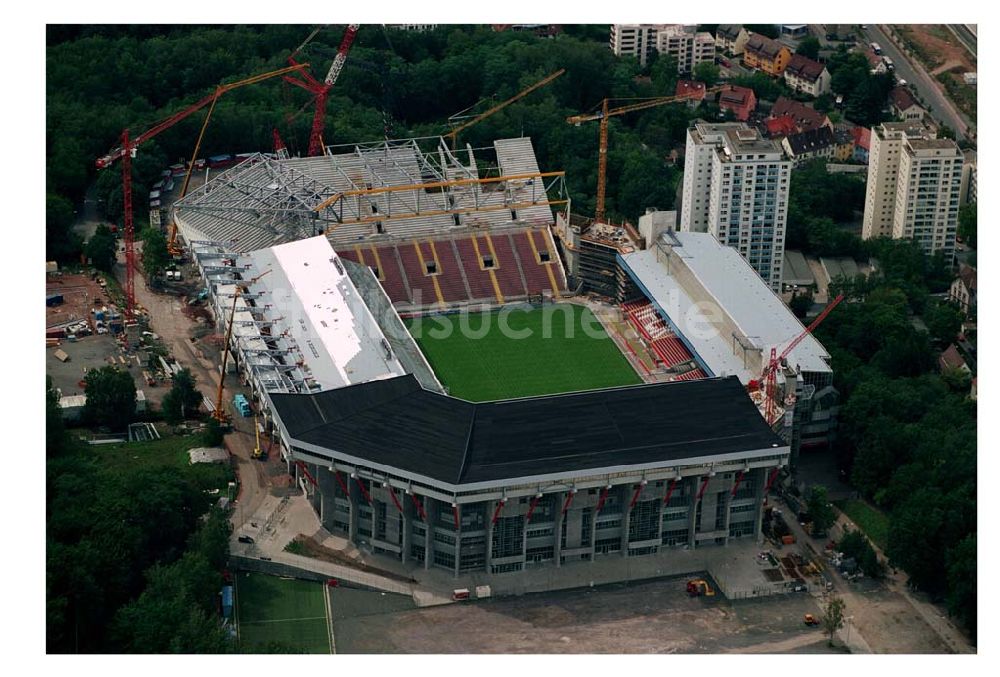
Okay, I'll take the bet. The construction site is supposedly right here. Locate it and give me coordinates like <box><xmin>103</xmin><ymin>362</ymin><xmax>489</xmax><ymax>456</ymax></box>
<box><xmin>69</xmin><ymin>21</ymin><xmax>847</xmax><ymax>597</ymax></box>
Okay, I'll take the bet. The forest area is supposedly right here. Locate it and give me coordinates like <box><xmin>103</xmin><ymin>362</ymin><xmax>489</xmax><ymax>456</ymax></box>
<box><xmin>46</xmin><ymin>24</ymin><xmax>727</xmax><ymax>264</ymax></box>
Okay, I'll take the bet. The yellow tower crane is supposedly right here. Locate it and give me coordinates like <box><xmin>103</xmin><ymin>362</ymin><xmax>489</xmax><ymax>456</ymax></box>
<box><xmin>166</xmin><ymin>63</ymin><xmax>310</xmax><ymax>256</ymax></box>
<box><xmin>445</xmin><ymin>68</ymin><xmax>565</xmax><ymax>150</ymax></box>
<box><xmin>566</xmin><ymin>87</ymin><xmax>724</xmax><ymax>224</ymax></box>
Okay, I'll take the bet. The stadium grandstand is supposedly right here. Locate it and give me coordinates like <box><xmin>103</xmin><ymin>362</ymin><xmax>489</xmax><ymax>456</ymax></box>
<box><xmin>174</xmin><ymin>136</ymin><xmax>569</xmax><ymax>310</ymax></box>
<box><xmin>618</xmin><ymin>231</ymin><xmax>838</xmax><ymax>460</ymax></box>
<box><xmin>174</xmin><ymin>133</ymin><xmax>834</xmax><ymax>584</ymax></box>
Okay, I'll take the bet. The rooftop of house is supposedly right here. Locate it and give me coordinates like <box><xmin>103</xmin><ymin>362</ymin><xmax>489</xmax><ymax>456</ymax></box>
<box><xmin>719</xmin><ymin>85</ymin><xmax>755</xmax><ymax>107</ymax></box>
<box><xmin>745</xmin><ymin>33</ymin><xmax>788</xmax><ymax>59</ymax></box>
<box><xmin>851</xmin><ymin>126</ymin><xmax>872</xmax><ymax>150</ymax></box>
<box><xmin>770</xmin><ymin>97</ymin><xmax>828</xmax><ymax>132</ymax></box>
<box><xmin>716</xmin><ymin>24</ymin><xmax>745</xmax><ymax>40</ymax></box>
<box><xmin>889</xmin><ymin>86</ymin><xmax>921</xmax><ymax>112</ymax></box>
<box><xmin>676</xmin><ymin>79</ymin><xmax>707</xmax><ymax>99</ymax></box>
<box><xmin>785</xmin><ymin>54</ymin><xmax>827</xmax><ymax>81</ymax></box>
<box><xmin>957</xmin><ymin>265</ymin><xmax>977</xmax><ymax>292</ymax></box>
<box><xmin>765</xmin><ymin>114</ymin><xmax>798</xmax><ymax>138</ymax></box>
<box><xmin>940</xmin><ymin>344</ymin><xmax>968</xmax><ymax>371</ymax></box>
<box><xmin>785</xmin><ymin>126</ymin><xmax>837</xmax><ymax>155</ymax></box>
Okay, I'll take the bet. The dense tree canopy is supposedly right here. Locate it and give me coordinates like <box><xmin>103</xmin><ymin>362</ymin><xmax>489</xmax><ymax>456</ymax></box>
<box><xmin>796</xmin><ymin>36</ymin><xmax>821</xmax><ymax>60</ymax></box>
<box><xmin>83</xmin><ymin>366</ymin><xmax>136</xmax><ymax>430</ymax></box>
<box><xmin>85</xmin><ymin>224</ymin><xmax>117</xmax><ymax>273</ymax></box>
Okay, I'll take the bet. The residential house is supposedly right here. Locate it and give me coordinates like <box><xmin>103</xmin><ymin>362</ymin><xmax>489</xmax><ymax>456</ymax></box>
<box><xmin>610</xmin><ymin>24</ymin><xmax>714</xmax><ymax>72</ymax></box>
<box><xmin>716</xmin><ymin>24</ymin><xmax>749</xmax><ymax>55</ymax></box>
<box><xmin>889</xmin><ymin>86</ymin><xmax>925</xmax><ymax>122</ymax></box>
<box><xmin>676</xmin><ymin>79</ymin><xmax>707</xmax><ymax>107</ymax></box>
<box><xmin>783</xmin><ymin>54</ymin><xmax>831</xmax><ymax>97</ymax></box>
<box><xmin>949</xmin><ymin>265</ymin><xmax>977</xmax><ymax>315</ymax></box>
<box><xmin>851</xmin><ymin>126</ymin><xmax>872</xmax><ymax>163</ymax></box>
<box><xmin>717</xmin><ymin>85</ymin><xmax>757</xmax><ymax>121</ymax></box>
<box><xmin>939</xmin><ymin>344</ymin><xmax>971</xmax><ymax>375</ymax></box>
<box><xmin>743</xmin><ymin>33</ymin><xmax>792</xmax><ymax>76</ymax></box>
<box><xmin>781</xmin><ymin>127</ymin><xmax>836</xmax><ymax>166</ymax></box>
<box><xmin>864</xmin><ymin>48</ymin><xmax>888</xmax><ymax>74</ymax></box>
<box><xmin>832</xmin><ymin>127</ymin><xmax>855</xmax><ymax>161</ymax></box>
<box><xmin>764</xmin><ymin>114</ymin><xmax>798</xmax><ymax>139</ymax></box>
<box><xmin>770</xmin><ymin>97</ymin><xmax>832</xmax><ymax>133</ymax></box>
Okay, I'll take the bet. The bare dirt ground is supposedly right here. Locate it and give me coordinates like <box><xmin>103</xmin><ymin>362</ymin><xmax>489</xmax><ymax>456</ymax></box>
<box><xmin>46</xmin><ymin>273</ymin><xmax>107</xmax><ymax>329</ymax></box>
<box><xmin>897</xmin><ymin>25</ymin><xmax>975</xmax><ymax>72</ymax></box>
<box><xmin>329</xmin><ymin>576</ymin><xmax>837</xmax><ymax>654</ymax></box>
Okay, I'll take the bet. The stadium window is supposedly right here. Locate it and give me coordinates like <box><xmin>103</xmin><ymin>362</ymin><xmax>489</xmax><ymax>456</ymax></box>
<box><xmin>370</xmin><ymin>265</ymin><xmax>380</xmax><ymax>279</ymax></box>
<box><xmin>425</xmin><ymin>260</ymin><xmax>437</xmax><ymax>275</ymax></box>
<box><xmin>539</xmin><ymin>250</ymin><xmax>551</xmax><ymax>263</ymax></box>
<box><xmin>482</xmin><ymin>255</ymin><xmax>495</xmax><ymax>269</ymax></box>
<box><xmin>510</xmin><ymin>210</ymin><xmax>518</xmax><ymax>220</ymax></box>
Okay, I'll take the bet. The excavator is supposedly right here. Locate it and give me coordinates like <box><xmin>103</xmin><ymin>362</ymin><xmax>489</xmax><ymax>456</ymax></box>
<box><xmin>686</xmin><ymin>579</ymin><xmax>716</xmax><ymax>597</ymax></box>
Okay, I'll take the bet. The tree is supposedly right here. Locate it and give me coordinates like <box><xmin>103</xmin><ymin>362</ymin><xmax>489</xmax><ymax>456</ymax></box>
<box><xmin>201</xmin><ymin>417</ymin><xmax>225</xmax><ymax>448</ymax></box>
<box><xmin>945</xmin><ymin>534</ymin><xmax>976</xmax><ymax>641</ymax></box>
<box><xmin>745</xmin><ymin>24</ymin><xmax>779</xmax><ymax>39</ymax></box>
<box><xmin>83</xmin><ymin>366</ymin><xmax>136</xmax><ymax>430</ymax></box>
<box><xmin>958</xmin><ymin>203</ymin><xmax>976</xmax><ymax>248</ymax></box>
<box><xmin>822</xmin><ymin>596</ymin><xmax>846</xmax><ymax>646</ymax></box>
<box><xmin>796</xmin><ymin>36</ymin><xmax>821</xmax><ymax>60</ymax></box>
<box><xmin>85</xmin><ymin>224</ymin><xmax>118</xmax><ymax>272</ymax></box>
<box><xmin>47</xmin><ymin>193</ymin><xmax>82</xmax><ymax>263</ymax></box>
<box><xmin>161</xmin><ymin>390</ymin><xmax>183</xmax><ymax>426</ymax></box>
<box><xmin>789</xmin><ymin>290</ymin><xmax>814</xmax><ymax>318</ymax></box>
<box><xmin>924</xmin><ymin>300</ymin><xmax>964</xmax><ymax>344</ymax></box>
<box><xmin>693</xmin><ymin>61</ymin><xmax>720</xmax><ymax>88</ymax></box>
<box><xmin>172</xmin><ymin>369</ymin><xmax>203</xmax><ymax>418</ymax></box>
<box><xmin>805</xmin><ymin>485</ymin><xmax>836</xmax><ymax>536</ymax></box>
<box><xmin>47</xmin><ymin>376</ymin><xmax>66</xmax><ymax>457</ymax></box>
<box><xmin>141</xmin><ymin>227</ymin><xmax>170</xmax><ymax>280</ymax></box>
<box><xmin>937</xmin><ymin>123</ymin><xmax>956</xmax><ymax>140</ymax></box>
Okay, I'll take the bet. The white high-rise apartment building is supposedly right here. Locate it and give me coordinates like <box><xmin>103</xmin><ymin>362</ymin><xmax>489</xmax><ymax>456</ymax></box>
<box><xmin>681</xmin><ymin>121</ymin><xmax>791</xmax><ymax>291</ymax></box>
<box><xmin>863</xmin><ymin>122</ymin><xmax>963</xmax><ymax>257</ymax></box>
<box><xmin>610</xmin><ymin>24</ymin><xmax>715</xmax><ymax>72</ymax></box>
<box><xmin>863</xmin><ymin>122</ymin><xmax>927</xmax><ymax>240</ymax></box>
<box><xmin>893</xmin><ymin>138</ymin><xmax>963</xmax><ymax>258</ymax></box>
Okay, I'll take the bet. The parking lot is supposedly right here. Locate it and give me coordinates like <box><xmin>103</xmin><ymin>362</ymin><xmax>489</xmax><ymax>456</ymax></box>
<box><xmin>329</xmin><ymin>575</ymin><xmax>835</xmax><ymax>654</ymax></box>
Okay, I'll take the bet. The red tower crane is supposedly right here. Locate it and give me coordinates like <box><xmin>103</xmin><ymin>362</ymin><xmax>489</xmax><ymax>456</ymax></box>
<box><xmin>283</xmin><ymin>24</ymin><xmax>359</xmax><ymax>156</ymax></box>
<box><xmin>751</xmin><ymin>293</ymin><xmax>845</xmax><ymax>425</ymax></box>
<box><xmin>96</xmin><ymin>64</ymin><xmax>307</xmax><ymax>319</ymax></box>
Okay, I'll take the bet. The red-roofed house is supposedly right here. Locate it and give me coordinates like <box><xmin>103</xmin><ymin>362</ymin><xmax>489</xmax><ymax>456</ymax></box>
<box><xmin>675</xmin><ymin>80</ymin><xmax>707</xmax><ymax>107</ymax></box>
<box><xmin>765</xmin><ymin>114</ymin><xmax>798</xmax><ymax>139</ymax></box>
<box><xmin>769</xmin><ymin>97</ymin><xmax>831</xmax><ymax>133</ymax></box>
<box><xmin>851</xmin><ymin>126</ymin><xmax>871</xmax><ymax>163</ymax></box>
<box><xmin>784</xmin><ymin>54</ymin><xmax>831</xmax><ymax>97</ymax></box>
<box><xmin>939</xmin><ymin>344</ymin><xmax>971</xmax><ymax>375</ymax></box>
<box><xmin>717</xmin><ymin>85</ymin><xmax>757</xmax><ymax>121</ymax></box>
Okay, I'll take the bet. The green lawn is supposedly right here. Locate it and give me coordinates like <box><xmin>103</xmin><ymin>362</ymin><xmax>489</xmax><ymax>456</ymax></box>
<box><xmin>81</xmin><ymin>429</ymin><xmax>235</xmax><ymax>497</ymax></box>
<box><xmin>405</xmin><ymin>304</ymin><xmax>642</xmax><ymax>401</ymax></box>
<box><xmin>235</xmin><ymin>573</ymin><xmax>331</xmax><ymax>654</ymax></box>
<box><xmin>836</xmin><ymin>498</ymin><xmax>890</xmax><ymax>551</ymax></box>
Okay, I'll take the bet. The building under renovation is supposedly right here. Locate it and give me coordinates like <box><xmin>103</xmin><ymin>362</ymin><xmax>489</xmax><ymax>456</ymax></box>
<box><xmin>177</xmin><ymin>135</ymin><xmax>807</xmax><ymax>581</ymax></box>
<box><xmin>175</xmin><ymin>137</ymin><xmax>570</xmax><ymax>311</ymax></box>
<box><xmin>618</xmin><ymin>230</ymin><xmax>838</xmax><ymax>458</ymax></box>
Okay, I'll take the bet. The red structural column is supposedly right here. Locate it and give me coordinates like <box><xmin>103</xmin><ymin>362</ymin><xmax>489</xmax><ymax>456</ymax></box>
<box><xmin>452</xmin><ymin>503</ymin><xmax>460</xmax><ymax>530</ymax></box>
<box><xmin>628</xmin><ymin>481</ymin><xmax>646</xmax><ymax>510</ymax></box>
<box><xmin>730</xmin><ymin>470</ymin><xmax>745</xmax><ymax>498</ymax></box>
<box><xmin>595</xmin><ymin>486</ymin><xmax>611</xmax><ymax>514</ymax></box>
<box><xmin>385</xmin><ymin>485</ymin><xmax>404</xmax><ymax>513</ymax></box>
<box><xmin>561</xmin><ymin>491</ymin><xmax>576</xmax><ymax>516</ymax></box>
<box><xmin>333</xmin><ymin>470</ymin><xmax>351</xmax><ymax>496</ymax></box>
<box><xmin>355</xmin><ymin>476</ymin><xmax>372</xmax><ymax>505</ymax></box>
<box><xmin>408</xmin><ymin>492</ymin><xmax>427</xmax><ymax>521</ymax></box>
<box><xmin>695</xmin><ymin>476</ymin><xmax>711</xmax><ymax>501</ymax></box>
<box><xmin>491</xmin><ymin>499</ymin><xmax>507</xmax><ymax>525</ymax></box>
<box><xmin>762</xmin><ymin>467</ymin><xmax>781</xmax><ymax>506</ymax></box>
<box><xmin>662</xmin><ymin>478</ymin><xmax>679</xmax><ymax>506</ymax></box>
<box><xmin>525</xmin><ymin>494</ymin><xmax>542</xmax><ymax>523</ymax></box>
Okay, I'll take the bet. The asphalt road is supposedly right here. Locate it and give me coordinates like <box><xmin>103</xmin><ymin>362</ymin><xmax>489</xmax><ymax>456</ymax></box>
<box><xmin>863</xmin><ymin>25</ymin><xmax>973</xmax><ymax>140</ymax></box>
<box><xmin>947</xmin><ymin>24</ymin><xmax>977</xmax><ymax>58</ymax></box>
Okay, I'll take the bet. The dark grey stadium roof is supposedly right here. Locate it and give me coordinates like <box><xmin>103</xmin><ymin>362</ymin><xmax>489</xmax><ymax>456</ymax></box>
<box><xmin>270</xmin><ymin>375</ymin><xmax>785</xmax><ymax>486</ymax></box>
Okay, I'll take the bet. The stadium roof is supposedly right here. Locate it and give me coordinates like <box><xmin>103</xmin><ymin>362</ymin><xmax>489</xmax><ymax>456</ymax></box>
<box><xmin>193</xmin><ymin>235</ymin><xmax>407</xmax><ymax>394</ymax></box>
<box><xmin>270</xmin><ymin>374</ymin><xmax>786</xmax><ymax>489</ymax></box>
<box><xmin>620</xmin><ymin>232</ymin><xmax>832</xmax><ymax>382</ymax></box>
<box><xmin>173</xmin><ymin>136</ymin><xmax>555</xmax><ymax>253</ymax></box>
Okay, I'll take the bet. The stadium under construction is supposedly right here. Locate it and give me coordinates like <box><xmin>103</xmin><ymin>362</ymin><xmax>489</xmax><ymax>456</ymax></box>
<box><xmin>175</xmin><ymin>135</ymin><xmax>832</xmax><ymax>580</ymax></box>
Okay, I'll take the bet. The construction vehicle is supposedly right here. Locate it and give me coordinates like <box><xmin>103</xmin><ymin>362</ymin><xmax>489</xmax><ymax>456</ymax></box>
<box><xmin>95</xmin><ymin>64</ymin><xmax>309</xmax><ymax>317</ymax></box>
<box><xmin>686</xmin><ymin>579</ymin><xmax>715</xmax><ymax>597</ymax></box>
<box><xmin>803</xmin><ymin>613</ymin><xmax>820</xmax><ymax>626</ymax></box>
<box><xmin>567</xmin><ymin>87</ymin><xmax>723</xmax><ymax>223</ymax></box>
<box><xmin>251</xmin><ymin>414</ymin><xmax>263</xmax><ymax>459</ymax></box>
<box><xmin>444</xmin><ymin>69</ymin><xmax>565</xmax><ymax>149</ymax></box>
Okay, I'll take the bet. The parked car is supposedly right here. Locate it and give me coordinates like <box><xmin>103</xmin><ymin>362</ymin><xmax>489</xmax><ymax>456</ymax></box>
<box><xmin>237</xmin><ymin>535</ymin><xmax>255</xmax><ymax>544</ymax></box>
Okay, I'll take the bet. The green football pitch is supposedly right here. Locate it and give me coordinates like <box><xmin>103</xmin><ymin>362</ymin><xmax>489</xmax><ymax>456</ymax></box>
<box><xmin>235</xmin><ymin>573</ymin><xmax>331</xmax><ymax>654</ymax></box>
<box><xmin>405</xmin><ymin>304</ymin><xmax>642</xmax><ymax>401</ymax></box>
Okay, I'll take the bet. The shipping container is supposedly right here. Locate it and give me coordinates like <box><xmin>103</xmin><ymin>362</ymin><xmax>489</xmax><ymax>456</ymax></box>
<box><xmin>54</xmin><ymin>349</ymin><xmax>70</xmax><ymax>363</ymax></box>
<box><xmin>46</xmin><ymin>293</ymin><xmax>64</xmax><ymax>307</ymax></box>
